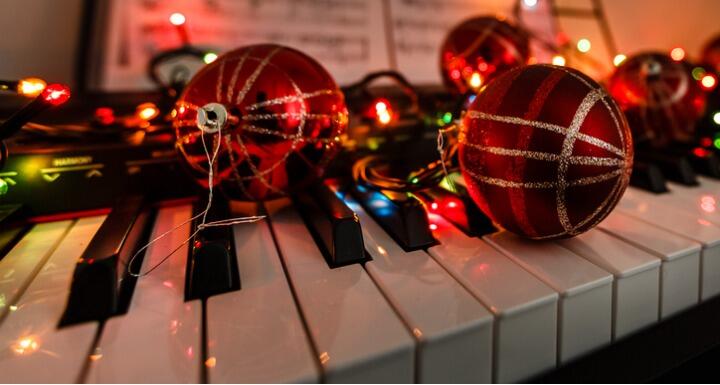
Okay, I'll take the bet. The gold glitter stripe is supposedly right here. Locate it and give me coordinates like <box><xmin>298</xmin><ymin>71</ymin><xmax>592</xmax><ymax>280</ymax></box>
<box><xmin>244</xmin><ymin>89</ymin><xmax>339</xmax><ymax>111</ymax></box>
<box><xmin>215</xmin><ymin>59</ymin><xmax>226</xmax><ymax>102</ymax></box>
<box><xmin>513</xmin><ymin>171</ymin><xmax>625</xmax><ymax>240</ymax></box>
<box><xmin>568</xmin><ymin>168</ymin><xmax>623</xmax><ymax>186</ymax></box>
<box><xmin>556</xmin><ymin>88</ymin><xmax>604</xmax><ymax>232</ymax></box>
<box><xmin>465</xmin><ymin>111</ymin><xmax>625</xmax><ymax>157</ymax></box>
<box><xmin>463</xmin><ymin>168</ymin><xmax>556</xmax><ymax>188</ymax></box>
<box><xmin>242</xmin><ymin>123</ymin><xmax>340</xmax><ymax>143</ymax></box>
<box><xmin>242</xmin><ymin>112</ymin><xmax>334</xmax><ymax>121</ymax></box>
<box><xmin>540</xmin><ymin>64</ymin><xmax>626</xmax><ymax>149</ymax></box>
<box><xmin>459</xmin><ymin>21</ymin><xmax>497</xmax><ymax>58</ymax></box>
<box><xmin>463</xmin><ymin>166</ymin><xmax>621</xmax><ymax>189</ymax></box>
<box><xmin>462</xmin><ymin>143</ymin><xmax>624</xmax><ymax>166</ymax></box>
<box><xmin>226</xmin><ymin>49</ymin><xmax>253</xmax><ymax>103</ymax></box>
<box><xmin>234</xmin><ymin>47</ymin><xmax>282</xmax><ymax>105</ymax></box>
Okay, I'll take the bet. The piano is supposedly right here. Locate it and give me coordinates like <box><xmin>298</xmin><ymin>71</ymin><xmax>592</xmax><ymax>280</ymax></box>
<box><xmin>3</xmin><ymin>0</ymin><xmax>720</xmax><ymax>383</ymax></box>
<box><xmin>0</xmin><ymin>157</ymin><xmax>720</xmax><ymax>383</ymax></box>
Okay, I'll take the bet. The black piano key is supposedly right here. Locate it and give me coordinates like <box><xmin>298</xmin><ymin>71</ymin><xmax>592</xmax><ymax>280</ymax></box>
<box><xmin>293</xmin><ymin>182</ymin><xmax>366</xmax><ymax>267</ymax></box>
<box><xmin>417</xmin><ymin>186</ymin><xmax>496</xmax><ymax>236</ymax></box>
<box><xmin>691</xmin><ymin>152</ymin><xmax>720</xmax><ymax>178</ymax></box>
<box><xmin>60</xmin><ymin>195</ymin><xmax>155</xmax><ymax>325</ymax></box>
<box><xmin>350</xmin><ymin>183</ymin><xmax>436</xmax><ymax>251</ymax></box>
<box><xmin>629</xmin><ymin>161</ymin><xmax>669</xmax><ymax>193</ymax></box>
<box><xmin>635</xmin><ymin>149</ymin><xmax>698</xmax><ymax>186</ymax></box>
<box><xmin>682</xmin><ymin>148</ymin><xmax>720</xmax><ymax>179</ymax></box>
<box><xmin>185</xmin><ymin>198</ymin><xmax>239</xmax><ymax>300</ymax></box>
<box><xmin>0</xmin><ymin>204</ymin><xmax>29</xmax><ymax>260</ymax></box>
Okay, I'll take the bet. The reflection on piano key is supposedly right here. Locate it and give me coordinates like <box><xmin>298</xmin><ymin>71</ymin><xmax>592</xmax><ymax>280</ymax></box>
<box><xmin>0</xmin><ymin>216</ymin><xmax>104</xmax><ymax>382</ymax></box>
<box><xmin>294</xmin><ymin>183</ymin><xmax>366</xmax><ymax>267</ymax></box>
<box><xmin>338</xmin><ymin>188</ymin><xmax>493</xmax><ymax>383</ymax></box>
<box><xmin>266</xmin><ymin>199</ymin><xmax>414</xmax><ymax>383</ymax></box>
<box><xmin>351</xmin><ymin>184</ymin><xmax>436</xmax><ymax>250</ymax></box>
<box><xmin>85</xmin><ymin>205</ymin><xmax>202</xmax><ymax>383</ymax></box>
<box><xmin>557</xmin><ymin>230</ymin><xmax>661</xmax><ymax>339</ymax></box>
<box><xmin>418</xmin><ymin>186</ymin><xmax>496</xmax><ymax>236</ymax></box>
<box><xmin>649</xmin><ymin>182</ymin><xmax>720</xmax><ymax>225</ymax></box>
<box><xmin>619</xmin><ymin>188</ymin><xmax>720</xmax><ymax>300</ymax></box>
<box><xmin>598</xmin><ymin>211</ymin><xmax>701</xmax><ymax>318</ymax></box>
<box><xmin>427</xmin><ymin>215</ymin><xmax>558</xmax><ymax>383</ymax></box>
<box><xmin>206</xmin><ymin>202</ymin><xmax>318</xmax><ymax>383</ymax></box>
<box><xmin>484</xmin><ymin>231</ymin><xmax>613</xmax><ymax>363</ymax></box>
<box><xmin>0</xmin><ymin>220</ymin><xmax>73</xmax><ymax>321</ymax></box>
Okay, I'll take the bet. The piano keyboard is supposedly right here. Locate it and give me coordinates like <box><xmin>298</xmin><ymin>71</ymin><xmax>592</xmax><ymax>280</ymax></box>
<box><xmin>1</xmin><ymin>178</ymin><xmax>720</xmax><ymax>383</ymax></box>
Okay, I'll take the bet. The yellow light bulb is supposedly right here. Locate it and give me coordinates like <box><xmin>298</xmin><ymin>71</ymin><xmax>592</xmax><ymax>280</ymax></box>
<box><xmin>613</xmin><ymin>54</ymin><xmax>627</xmax><ymax>66</ymax></box>
<box><xmin>17</xmin><ymin>78</ymin><xmax>47</xmax><ymax>97</ymax></box>
<box><xmin>670</xmin><ymin>47</ymin><xmax>685</xmax><ymax>61</ymax></box>
<box><xmin>203</xmin><ymin>52</ymin><xmax>218</xmax><ymax>64</ymax></box>
<box><xmin>377</xmin><ymin>110</ymin><xmax>392</xmax><ymax>125</ymax></box>
<box><xmin>712</xmin><ymin>112</ymin><xmax>720</xmax><ymax>125</ymax></box>
<box><xmin>469</xmin><ymin>72</ymin><xmax>482</xmax><ymax>90</ymax></box>
<box><xmin>169</xmin><ymin>13</ymin><xmax>186</xmax><ymax>26</ymax></box>
<box><xmin>552</xmin><ymin>55</ymin><xmax>566</xmax><ymax>66</ymax></box>
<box><xmin>577</xmin><ymin>38</ymin><xmax>591</xmax><ymax>53</ymax></box>
<box><xmin>136</xmin><ymin>102</ymin><xmax>160</xmax><ymax>121</ymax></box>
<box><xmin>702</xmin><ymin>74</ymin><xmax>717</xmax><ymax>89</ymax></box>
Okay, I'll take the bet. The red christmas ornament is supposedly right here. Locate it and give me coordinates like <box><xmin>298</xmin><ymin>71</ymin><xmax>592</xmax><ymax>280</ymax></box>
<box><xmin>701</xmin><ymin>35</ymin><xmax>720</xmax><ymax>73</ymax></box>
<box><xmin>607</xmin><ymin>52</ymin><xmax>706</xmax><ymax>146</ymax></box>
<box><xmin>174</xmin><ymin>44</ymin><xmax>348</xmax><ymax>201</ymax></box>
<box><xmin>440</xmin><ymin>16</ymin><xmax>530</xmax><ymax>94</ymax></box>
<box><xmin>459</xmin><ymin>64</ymin><xmax>633</xmax><ymax>240</ymax></box>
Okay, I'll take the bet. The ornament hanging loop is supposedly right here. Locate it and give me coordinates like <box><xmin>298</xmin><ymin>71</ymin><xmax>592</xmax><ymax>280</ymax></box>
<box><xmin>196</xmin><ymin>102</ymin><xmax>238</xmax><ymax>133</ymax></box>
<box><xmin>437</xmin><ymin>123</ymin><xmax>459</xmax><ymax>190</ymax></box>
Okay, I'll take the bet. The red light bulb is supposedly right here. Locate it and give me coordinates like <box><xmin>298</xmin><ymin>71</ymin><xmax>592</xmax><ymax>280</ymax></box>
<box><xmin>41</xmin><ymin>83</ymin><xmax>71</xmax><ymax>106</ymax></box>
<box><xmin>367</xmin><ymin>98</ymin><xmax>393</xmax><ymax>126</ymax></box>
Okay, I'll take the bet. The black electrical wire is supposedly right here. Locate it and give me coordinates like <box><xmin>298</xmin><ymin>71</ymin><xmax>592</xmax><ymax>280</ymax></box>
<box><xmin>352</xmin><ymin>139</ymin><xmax>459</xmax><ymax>193</ymax></box>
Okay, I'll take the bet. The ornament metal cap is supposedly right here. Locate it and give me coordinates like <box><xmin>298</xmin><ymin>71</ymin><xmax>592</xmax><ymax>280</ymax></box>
<box><xmin>196</xmin><ymin>102</ymin><xmax>229</xmax><ymax>133</ymax></box>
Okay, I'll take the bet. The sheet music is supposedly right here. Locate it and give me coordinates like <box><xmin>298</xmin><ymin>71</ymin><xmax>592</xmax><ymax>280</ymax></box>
<box><xmin>94</xmin><ymin>0</ymin><xmax>527</xmax><ymax>91</ymax></box>
<box><xmin>98</xmin><ymin>0</ymin><xmax>389</xmax><ymax>90</ymax></box>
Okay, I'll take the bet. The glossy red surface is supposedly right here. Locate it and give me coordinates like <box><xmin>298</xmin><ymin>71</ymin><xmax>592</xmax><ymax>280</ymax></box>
<box><xmin>440</xmin><ymin>16</ymin><xmax>530</xmax><ymax>94</ymax></box>
<box><xmin>175</xmin><ymin>44</ymin><xmax>348</xmax><ymax>201</ymax></box>
<box><xmin>701</xmin><ymin>35</ymin><xmax>720</xmax><ymax>74</ymax></box>
<box><xmin>459</xmin><ymin>65</ymin><xmax>633</xmax><ymax>239</ymax></box>
<box><xmin>607</xmin><ymin>52</ymin><xmax>706</xmax><ymax>146</ymax></box>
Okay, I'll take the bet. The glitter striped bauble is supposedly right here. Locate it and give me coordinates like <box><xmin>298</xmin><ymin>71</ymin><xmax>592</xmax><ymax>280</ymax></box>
<box><xmin>459</xmin><ymin>64</ymin><xmax>633</xmax><ymax>240</ymax></box>
<box><xmin>607</xmin><ymin>52</ymin><xmax>705</xmax><ymax>147</ymax></box>
<box><xmin>440</xmin><ymin>16</ymin><xmax>530</xmax><ymax>94</ymax></box>
<box><xmin>174</xmin><ymin>44</ymin><xmax>348</xmax><ymax>201</ymax></box>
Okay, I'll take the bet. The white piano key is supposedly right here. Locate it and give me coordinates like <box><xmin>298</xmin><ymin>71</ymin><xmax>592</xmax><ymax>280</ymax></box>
<box><xmin>629</xmin><ymin>184</ymin><xmax>720</xmax><ymax>226</ymax></box>
<box><xmin>427</xmin><ymin>216</ymin><xmax>558</xmax><ymax>383</ymax></box>
<box><xmin>556</xmin><ymin>230</ymin><xmax>661</xmax><ymax>339</ymax></box>
<box><xmin>0</xmin><ymin>216</ymin><xmax>105</xmax><ymax>383</ymax></box>
<box><xmin>619</xmin><ymin>189</ymin><xmax>720</xmax><ymax>300</ymax></box>
<box><xmin>341</xmin><ymin>194</ymin><xmax>493</xmax><ymax>383</ymax></box>
<box><xmin>205</xmin><ymin>204</ymin><xmax>318</xmax><ymax>383</ymax></box>
<box><xmin>484</xmin><ymin>231</ymin><xmax>612</xmax><ymax>364</ymax></box>
<box><xmin>0</xmin><ymin>220</ymin><xmax>73</xmax><ymax>320</ymax></box>
<box><xmin>598</xmin><ymin>211</ymin><xmax>701</xmax><ymax>317</ymax></box>
<box><xmin>266</xmin><ymin>200</ymin><xmax>414</xmax><ymax>383</ymax></box>
<box><xmin>86</xmin><ymin>205</ymin><xmax>202</xmax><ymax>383</ymax></box>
